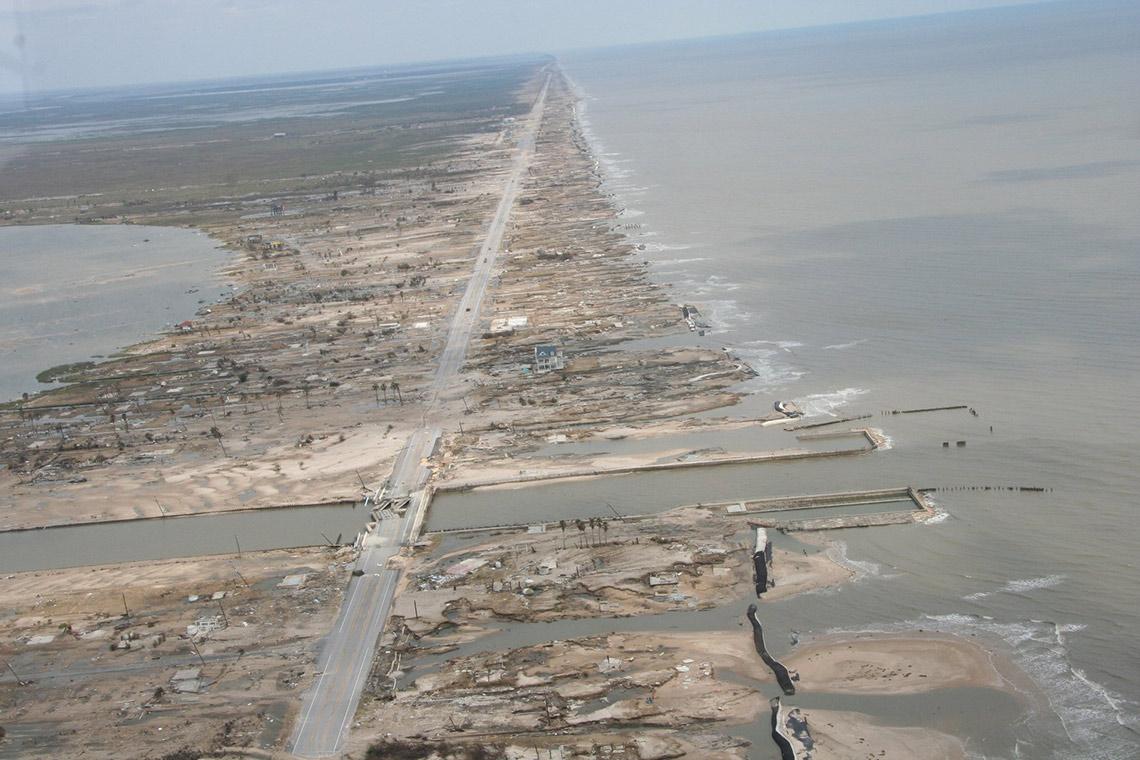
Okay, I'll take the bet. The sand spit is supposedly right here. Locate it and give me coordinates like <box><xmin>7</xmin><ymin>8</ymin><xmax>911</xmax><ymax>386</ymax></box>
<box><xmin>786</xmin><ymin>632</ymin><xmax>1007</xmax><ymax>695</ymax></box>
<box><xmin>797</xmin><ymin>709</ymin><xmax>967</xmax><ymax>759</ymax></box>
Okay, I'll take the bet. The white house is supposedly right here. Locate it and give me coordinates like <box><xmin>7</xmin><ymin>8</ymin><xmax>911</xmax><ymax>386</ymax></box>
<box><xmin>534</xmin><ymin>344</ymin><xmax>564</xmax><ymax>373</ymax></box>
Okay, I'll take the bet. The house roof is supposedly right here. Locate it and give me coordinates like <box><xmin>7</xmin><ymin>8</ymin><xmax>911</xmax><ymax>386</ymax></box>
<box><xmin>534</xmin><ymin>344</ymin><xmax>558</xmax><ymax>359</ymax></box>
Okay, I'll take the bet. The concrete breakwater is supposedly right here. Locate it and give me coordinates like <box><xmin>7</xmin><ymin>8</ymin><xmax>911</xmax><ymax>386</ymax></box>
<box><xmin>748</xmin><ymin>604</ymin><xmax>796</xmax><ymax>696</ymax></box>
<box><xmin>727</xmin><ymin>486</ymin><xmax>936</xmax><ymax>531</ymax></box>
<box><xmin>424</xmin><ymin>485</ymin><xmax>934</xmax><ymax>535</ymax></box>
<box><xmin>719</xmin><ymin>486</ymin><xmax>930</xmax><ymax>514</ymax></box>
<box><xmin>785</xmin><ymin>403</ymin><xmax>968</xmax><ymax>431</ymax></box>
<box><xmin>753</xmin><ymin>527</ymin><xmax>772</xmax><ymax>596</ymax></box>
<box><xmin>770</xmin><ymin>697</ymin><xmax>798</xmax><ymax>760</ymax></box>
<box><xmin>0</xmin><ymin>500</ymin><xmax>365</xmax><ymax>573</ymax></box>
<box><xmin>432</xmin><ymin>441</ymin><xmax>877</xmax><ymax>494</ymax></box>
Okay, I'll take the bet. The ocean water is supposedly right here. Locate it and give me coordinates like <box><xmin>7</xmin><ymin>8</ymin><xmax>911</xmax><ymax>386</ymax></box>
<box><xmin>0</xmin><ymin>224</ymin><xmax>228</xmax><ymax>401</ymax></box>
<box><xmin>562</xmin><ymin>1</ymin><xmax>1140</xmax><ymax>756</ymax></box>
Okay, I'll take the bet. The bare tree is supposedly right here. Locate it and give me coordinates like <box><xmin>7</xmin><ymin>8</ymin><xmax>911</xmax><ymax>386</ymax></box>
<box><xmin>209</xmin><ymin>426</ymin><xmax>228</xmax><ymax>457</ymax></box>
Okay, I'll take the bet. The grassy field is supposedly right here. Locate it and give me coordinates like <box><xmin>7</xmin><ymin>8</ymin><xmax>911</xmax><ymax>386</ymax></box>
<box><xmin>0</xmin><ymin>56</ymin><xmax>546</xmax><ymax>207</ymax></box>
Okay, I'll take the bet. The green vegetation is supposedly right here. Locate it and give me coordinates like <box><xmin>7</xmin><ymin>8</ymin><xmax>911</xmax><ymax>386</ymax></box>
<box><xmin>35</xmin><ymin>361</ymin><xmax>96</xmax><ymax>384</ymax></box>
<box><xmin>365</xmin><ymin>740</ymin><xmax>506</xmax><ymax>759</ymax></box>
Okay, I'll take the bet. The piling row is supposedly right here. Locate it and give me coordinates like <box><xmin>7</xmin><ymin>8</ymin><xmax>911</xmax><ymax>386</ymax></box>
<box><xmin>927</xmin><ymin>485</ymin><xmax>1053</xmax><ymax>493</ymax></box>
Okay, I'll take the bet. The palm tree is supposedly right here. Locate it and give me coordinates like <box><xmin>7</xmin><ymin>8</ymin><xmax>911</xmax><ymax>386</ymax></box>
<box><xmin>371</xmin><ymin>383</ymin><xmax>380</xmax><ymax>407</ymax></box>
<box><xmin>381</xmin><ymin>382</ymin><xmax>388</xmax><ymax>403</ymax></box>
<box><xmin>392</xmin><ymin>381</ymin><xmax>402</xmax><ymax>404</ymax></box>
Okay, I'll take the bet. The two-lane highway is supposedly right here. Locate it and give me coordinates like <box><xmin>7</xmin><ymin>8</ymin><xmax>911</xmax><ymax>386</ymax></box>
<box><xmin>289</xmin><ymin>73</ymin><xmax>549</xmax><ymax>758</ymax></box>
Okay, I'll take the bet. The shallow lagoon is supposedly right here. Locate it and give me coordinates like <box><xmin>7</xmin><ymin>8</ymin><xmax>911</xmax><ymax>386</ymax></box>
<box><xmin>0</xmin><ymin>224</ymin><xmax>228</xmax><ymax>401</ymax></box>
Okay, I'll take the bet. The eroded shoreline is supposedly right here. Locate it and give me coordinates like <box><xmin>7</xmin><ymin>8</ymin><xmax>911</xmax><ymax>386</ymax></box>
<box><xmin>0</xmin><ymin>62</ymin><xmax>1054</xmax><ymax>759</ymax></box>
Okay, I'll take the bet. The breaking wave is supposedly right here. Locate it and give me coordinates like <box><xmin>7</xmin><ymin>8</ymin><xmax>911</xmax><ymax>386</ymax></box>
<box><xmin>825</xmin><ymin>539</ymin><xmax>886</xmax><ymax>581</ymax></box>
<box><xmin>729</xmin><ymin>339</ymin><xmax>805</xmax><ymax>390</ymax></box>
<box><xmin>701</xmin><ymin>299</ymin><xmax>753</xmax><ymax>331</ymax></box>
<box><xmin>867</xmin><ymin>426</ymin><xmax>893</xmax><ymax>450</ymax></box>
<box><xmin>822</xmin><ymin>614</ymin><xmax>1139</xmax><ymax>759</ymax></box>
<box><xmin>919</xmin><ymin>493</ymin><xmax>950</xmax><ymax>524</ymax></box>
<box><xmin>919</xmin><ymin>614</ymin><xmax>1138</xmax><ymax>759</ymax></box>
<box><xmin>696</xmin><ymin>273</ymin><xmax>740</xmax><ymax>293</ymax></box>
<box><xmin>795</xmin><ymin>387</ymin><xmax>868</xmax><ymax>417</ymax></box>
<box><xmin>823</xmin><ymin>338</ymin><xmax>870</xmax><ymax>350</ymax></box>
<box><xmin>963</xmin><ymin>574</ymin><xmax>1067</xmax><ymax>601</ymax></box>
<box><xmin>749</xmin><ymin>339</ymin><xmax>804</xmax><ymax>351</ymax></box>
<box><xmin>638</xmin><ymin>241</ymin><xmax>696</xmax><ymax>254</ymax></box>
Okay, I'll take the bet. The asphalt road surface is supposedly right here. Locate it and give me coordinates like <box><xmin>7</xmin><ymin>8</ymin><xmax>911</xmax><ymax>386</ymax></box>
<box><xmin>289</xmin><ymin>73</ymin><xmax>550</xmax><ymax>758</ymax></box>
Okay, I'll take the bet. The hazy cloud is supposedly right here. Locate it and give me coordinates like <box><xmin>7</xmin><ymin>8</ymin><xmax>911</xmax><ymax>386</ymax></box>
<box><xmin>984</xmin><ymin>160</ymin><xmax>1140</xmax><ymax>183</ymax></box>
<box><xmin>1</xmin><ymin>0</ymin><xmax>1050</xmax><ymax>94</ymax></box>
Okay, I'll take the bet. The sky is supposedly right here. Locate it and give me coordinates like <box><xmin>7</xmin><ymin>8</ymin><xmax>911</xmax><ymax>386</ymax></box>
<box><xmin>0</xmin><ymin>0</ymin><xmax>1052</xmax><ymax>94</ymax></box>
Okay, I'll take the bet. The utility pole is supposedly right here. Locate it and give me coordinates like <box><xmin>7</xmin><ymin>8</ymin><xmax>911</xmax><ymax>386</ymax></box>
<box><xmin>234</xmin><ymin>535</ymin><xmax>242</xmax><ymax>558</ymax></box>
<box><xmin>230</xmin><ymin>562</ymin><xmax>249</xmax><ymax>587</ymax></box>
<box><xmin>121</xmin><ymin>593</ymin><xmax>131</xmax><ymax>621</ymax></box>
<box><xmin>4</xmin><ymin>660</ymin><xmax>28</xmax><ymax>686</ymax></box>
<box><xmin>188</xmin><ymin>637</ymin><xmax>206</xmax><ymax>667</ymax></box>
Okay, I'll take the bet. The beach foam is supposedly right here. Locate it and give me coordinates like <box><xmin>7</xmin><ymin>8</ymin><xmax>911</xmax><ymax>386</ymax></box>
<box><xmin>925</xmin><ymin>614</ymin><xmax>1138</xmax><ymax>759</ymax></box>
<box><xmin>919</xmin><ymin>493</ymin><xmax>950</xmax><ymax>524</ymax></box>
<box><xmin>825</xmin><ymin>539</ymin><xmax>887</xmax><ymax>581</ymax></box>
<box><xmin>696</xmin><ymin>273</ymin><xmax>740</xmax><ymax>293</ymax></box>
<box><xmin>700</xmin><ymin>299</ymin><xmax>753</xmax><ymax>331</ymax></box>
<box><xmin>730</xmin><ymin>339</ymin><xmax>805</xmax><ymax>389</ymax></box>
<box><xmin>963</xmin><ymin>574</ymin><xmax>1067</xmax><ymax>601</ymax></box>
<box><xmin>795</xmin><ymin>387</ymin><xmax>868</xmax><ymax>417</ymax></box>
<box><xmin>823</xmin><ymin>338</ymin><xmax>870</xmax><ymax>350</ymax></box>
<box><xmin>867</xmin><ymin>426</ymin><xmax>894</xmax><ymax>450</ymax></box>
<box><xmin>830</xmin><ymin>613</ymin><xmax>1140</xmax><ymax>759</ymax></box>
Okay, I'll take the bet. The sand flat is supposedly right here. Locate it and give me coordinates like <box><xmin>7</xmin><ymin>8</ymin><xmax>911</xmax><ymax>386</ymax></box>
<box><xmin>787</xmin><ymin>631</ymin><xmax>1006</xmax><ymax>694</ymax></box>
<box><xmin>803</xmin><ymin>708</ymin><xmax>967</xmax><ymax>759</ymax></box>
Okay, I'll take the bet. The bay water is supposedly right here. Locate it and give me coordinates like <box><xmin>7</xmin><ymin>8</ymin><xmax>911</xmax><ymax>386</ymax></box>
<box><xmin>0</xmin><ymin>224</ymin><xmax>229</xmax><ymax>401</ymax></box>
